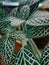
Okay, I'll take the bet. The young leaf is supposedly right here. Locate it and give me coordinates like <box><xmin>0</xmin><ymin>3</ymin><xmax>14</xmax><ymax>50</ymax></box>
<box><xmin>10</xmin><ymin>5</ymin><xmax>30</xmax><ymax>20</ymax></box>
<box><xmin>10</xmin><ymin>0</ymin><xmax>39</xmax><ymax>20</ymax></box>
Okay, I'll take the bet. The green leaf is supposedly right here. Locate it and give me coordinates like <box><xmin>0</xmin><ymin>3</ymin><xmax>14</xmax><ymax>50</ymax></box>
<box><xmin>25</xmin><ymin>10</ymin><xmax>49</xmax><ymax>38</ymax></box>
<box><xmin>0</xmin><ymin>31</ymin><xmax>41</xmax><ymax>65</ymax></box>
<box><xmin>40</xmin><ymin>43</ymin><xmax>49</xmax><ymax>65</ymax></box>
<box><xmin>7</xmin><ymin>31</ymin><xmax>39</xmax><ymax>65</ymax></box>
<box><xmin>8</xmin><ymin>16</ymin><xmax>25</xmax><ymax>26</ymax></box>
<box><xmin>16</xmin><ymin>5</ymin><xmax>30</xmax><ymax>20</ymax></box>
<box><xmin>25</xmin><ymin>0</ymin><xmax>39</xmax><ymax>6</ymax></box>
<box><xmin>10</xmin><ymin>0</ymin><xmax>39</xmax><ymax>20</ymax></box>
<box><xmin>0</xmin><ymin>16</ymin><xmax>24</xmax><ymax>34</ymax></box>
<box><xmin>0</xmin><ymin>26</ymin><xmax>16</xmax><ymax>34</ymax></box>
<box><xmin>9</xmin><ymin>32</ymin><xmax>41</xmax><ymax>62</ymax></box>
<box><xmin>11</xmin><ymin>45</ymin><xmax>40</xmax><ymax>65</ymax></box>
<box><xmin>10</xmin><ymin>5</ymin><xmax>30</xmax><ymax>20</ymax></box>
<box><xmin>0</xmin><ymin>34</ymin><xmax>16</xmax><ymax>65</ymax></box>
<box><xmin>0</xmin><ymin>17</ymin><xmax>10</xmax><ymax>34</ymax></box>
<box><xmin>10</xmin><ymin>7</ymin><xmax>18</xmax><ymax>17</ymax></box>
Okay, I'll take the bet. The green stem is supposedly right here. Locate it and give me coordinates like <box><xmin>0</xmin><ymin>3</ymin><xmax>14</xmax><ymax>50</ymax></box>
<box><xmin>28</xmin><ymin>38</ymin><xmax>41</xmax><ymax>61</ymax></box>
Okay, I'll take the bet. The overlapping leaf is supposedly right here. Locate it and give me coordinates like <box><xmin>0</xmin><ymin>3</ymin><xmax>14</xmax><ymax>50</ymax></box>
<box><xmin>0</xmin><ymin>34</ymin><xmax>16</xmax><ymax>65</ymax></box>
<box><xmin>0</xmin><ymin>16</ymin><xmax>24</xmax><ymax>34</ymax></box>
<box><xmin>0</xmin><ymin>31</ymin><xmax>41</xmax><ymax>65</ymax></box>
<box><xmin>40</xmin><ymin>43</ymin><xmax>49</xmax><ymax>65</ymax></box>
<box><xmin>10</xmin><ymin>44</ymin><xmax>40</xmax><ymax>65</ymax></box>
<box><xmin>10</xmin><ymin>5</ymin><xmax>30</xmax><ymax>20</ymax></box>
<box><xmin>10</xmin><ymin>0</ymin><xmax>39</xmax><ymax>20</ymax></box>
<box><xmin>10</xmin><ymin>31</ymin><xmax>27</xmax><ymax>41</ymax></box>
<box><xmin>9</xmin><ymin>32</ymin><xmax>41</xmax><ymax>63</ymax></box>
<box><xmin>9</xmin><ymin>16</ymin><xmax>25</xmax><ymax>26</ymax></box>
<box><xmin>0</xmin><ymin>0</ymin><xmax>49</xmax><ymax>65</ymax></box>
<box><xmin>25</xmin><ymin>10</ymin><xmax>49</xmax><ymax>38</ymax></box>
<box><xmin>7</xmin><ymin>31</ymin><xmax>40</xmax><ymax>65</ymax></box>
